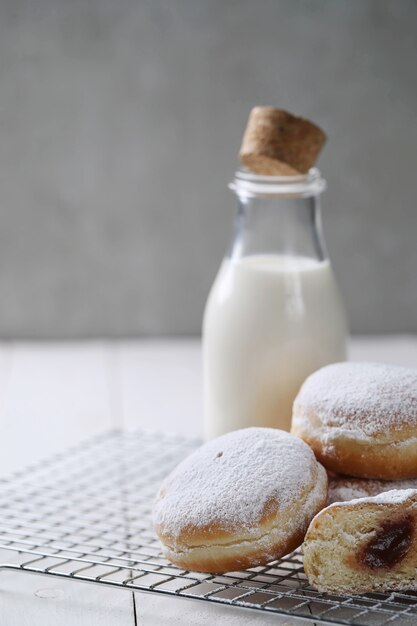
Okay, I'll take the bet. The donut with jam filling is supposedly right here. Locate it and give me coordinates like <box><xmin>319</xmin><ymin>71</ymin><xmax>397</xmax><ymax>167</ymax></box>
<box><xmin>303</xmin><ymin>489</ymin><xmax>417</xmax><ymax>594</ymax></box>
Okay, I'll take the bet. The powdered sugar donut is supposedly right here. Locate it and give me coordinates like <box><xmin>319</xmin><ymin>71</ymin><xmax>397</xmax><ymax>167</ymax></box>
<box><xmin>328</xmin><ymin>474</ymin><xmax>417</xmax><ymax>505</ymax></box>
<box><xmin>292</xmin><ymin>362</ymin><xmax>417</xmax><ymax>479</ymax></box>
<box><xmin>153</xmin><ymin>428</ymin><xmax>327</xmax><ymax>573</ymax></box>
<box><xmin>304</xmin><ymin>489</ymin><xmax>417</xmax><ymax>594</ymax></box>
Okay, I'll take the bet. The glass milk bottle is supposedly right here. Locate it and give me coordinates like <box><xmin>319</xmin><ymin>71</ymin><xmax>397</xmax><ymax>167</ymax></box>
<box><xmin>203</xmin><ymin>167</ymin><xmax>347</xmax><ymax>439</ymax></box>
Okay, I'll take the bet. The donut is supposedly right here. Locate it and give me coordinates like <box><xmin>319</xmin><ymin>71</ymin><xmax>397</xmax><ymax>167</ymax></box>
<box><xmin>291</xmin><ymin>362</ymin><xmax>417</xmax><ymax>479</ymax></box>
<box><xmin>303</xmin><ymin>489</ymin><xmax>417</xmax><ymax>594</ymax></box>
<box><xmin>153</xmin><ymin>427</ymin><xmax>327</xmax><ymax>573</ymax></box>
<box><xmin>328</xmin><ymin>474</ymin><xmax>417</xmax><ymax>505</ymax></box>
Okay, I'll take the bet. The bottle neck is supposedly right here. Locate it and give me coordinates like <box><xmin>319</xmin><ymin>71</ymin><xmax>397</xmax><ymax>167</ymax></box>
<box><xmin>228</xmin><ymin>169</ymin><xmax>328</xmax><ymax>263</ymax></box>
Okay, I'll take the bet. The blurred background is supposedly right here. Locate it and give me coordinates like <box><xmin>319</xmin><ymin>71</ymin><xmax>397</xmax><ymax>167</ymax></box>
<box><xmin>0</xmin><ymin>0</ymin><xmax>416</xmax><ymax>338</ymax></box>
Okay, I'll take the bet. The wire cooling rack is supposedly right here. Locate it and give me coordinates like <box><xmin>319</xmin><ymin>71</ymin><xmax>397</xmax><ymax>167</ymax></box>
<box><xmin>1</xmin><ymin>431</ymin><xmax>417</xmax><ymax>625</ymax></box>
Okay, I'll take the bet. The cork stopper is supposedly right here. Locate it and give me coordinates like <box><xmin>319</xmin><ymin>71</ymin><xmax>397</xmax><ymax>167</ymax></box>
<box><xmin>239</xmin><ymin>106</ymin><xmax>326</xmax><ymax>176</ymax></box>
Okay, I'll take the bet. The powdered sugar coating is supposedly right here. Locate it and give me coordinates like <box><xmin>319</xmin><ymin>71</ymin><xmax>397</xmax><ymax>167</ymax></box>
<box><xmin>328</xmin><ymin>476</ymin><xmax>417</xmax><ymax>505</ymax></box>
<box><xmin>153</xmin><ymin>428</ymin><xmax>322</xmax><ymax>541</ymax></box>
<box><xmin>294</xmin><ymin>362</ymin><xmax>417</xmax><ymax>440</ymax></box>
<box><xmin>326</xmin><ymin>488</ymin><xmax>417</xmax><ymax>511</ymax></box>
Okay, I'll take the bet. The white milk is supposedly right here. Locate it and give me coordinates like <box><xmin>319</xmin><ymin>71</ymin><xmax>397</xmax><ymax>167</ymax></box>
<box><xmin>203</xmin><ymin>254</ymin><xmax>347</xmax><ymax>439</ymax></box>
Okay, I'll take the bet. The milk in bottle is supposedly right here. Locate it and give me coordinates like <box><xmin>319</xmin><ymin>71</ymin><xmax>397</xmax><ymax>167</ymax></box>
<box><xmin>203</xmin><ymin>169</ymin><xmax>347</xmax><ymax>439</ymax></box>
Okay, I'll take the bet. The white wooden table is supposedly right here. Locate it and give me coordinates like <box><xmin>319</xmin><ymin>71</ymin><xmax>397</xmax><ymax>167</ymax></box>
<box><xmin>0</xmin><ymin>337</ymin><xmax>416</xmax><ymax>625</ymax></box>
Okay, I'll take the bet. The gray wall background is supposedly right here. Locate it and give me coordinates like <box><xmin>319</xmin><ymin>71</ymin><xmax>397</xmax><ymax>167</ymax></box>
<box><xmin>0</xmin><ymin>0</ymin><xmax>416</xmax><ymax>338</ymax></box>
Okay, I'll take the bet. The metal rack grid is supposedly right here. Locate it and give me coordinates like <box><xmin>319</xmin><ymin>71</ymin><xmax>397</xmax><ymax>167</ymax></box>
<box><xmin>1</xmin><ymin>431</ymin><xmax>417</xmax><ymax>626</ymax></box>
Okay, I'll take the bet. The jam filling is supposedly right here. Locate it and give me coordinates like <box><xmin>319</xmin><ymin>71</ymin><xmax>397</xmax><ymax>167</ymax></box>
<box><xmin>358</xmin><ymin>515</ymin><xmax>414</xmax><ymax>570</ymax></box>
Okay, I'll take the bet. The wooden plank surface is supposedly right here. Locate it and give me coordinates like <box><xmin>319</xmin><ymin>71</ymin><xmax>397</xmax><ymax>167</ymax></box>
<box><xmin>0</xmin><ymin>342</ymin><xmax>116</xmax><ymax>475</ymax></box>
<box><xmin>0</xmin><ymin>337</ymin><xmax>416</xmax><ymax>625</ymax></box>
<box><xmin>134</xmin><ymin>592</ymin><xmax>297</xmax><ymax>625</ymax></box>
<box><xmin>349</xmin><ymin>335</ymin><xmax>417</xmax><ymax>367</ymax></box>
<box><xmin>0</xmin><ymin>572</ymin><xmax>135</xmax><ymax>626</ymax></box>
<box><xmin>118</xmin><ymin>339</ymin><xmax>203</xmax><ymax>436</ymax></box>
<box><xmin>0</xmin><ymin>342</ymin><xmax>131</xmax><ymax>626</ymax></box>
